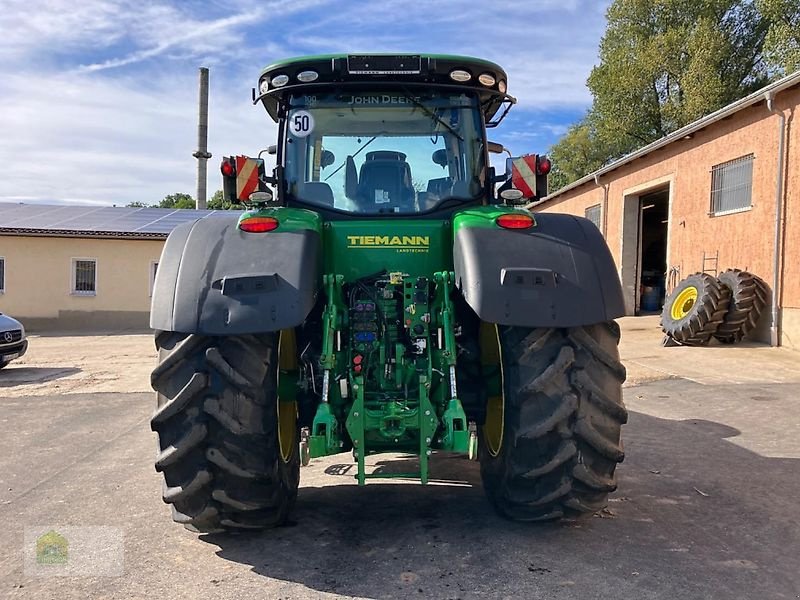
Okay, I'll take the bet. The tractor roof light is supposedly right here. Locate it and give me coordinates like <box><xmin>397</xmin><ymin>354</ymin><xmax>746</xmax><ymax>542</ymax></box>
<box><xmin>478</xmin><ymin>73</ymin><xmax>496</xmax><ymax>87</ymax></box>
<box><xmin>270</xmin><ymin>74</ymin><xmax>289</xmax><ymax>88</ymax></box>
<box><xmin>449</xmin><ymin>69</ymin><xmax>472</xmax><ymax>82</ymax></box>
<box><xmin>496</xmin><ymin>213</ymin><xmax>535</xmax><ymax>230</ymax></box>
<box><xmin>297</xmin><ymin>70</ymin><xmax>319</xmax><ymax>82</ymax></box>
<box><xmin>498</xmin><ymin>80</ymin><xmax>507</xmax><ymax>94</ymax></box>
<box><xmin>259</xmin><ymin>79</ymin><xmax>270</xmax><ymax>95</ymax></box>
<box><xmin>239</xmin><ymin>216</ymin><xmax>279</xmax><ymax>233</ymax></box>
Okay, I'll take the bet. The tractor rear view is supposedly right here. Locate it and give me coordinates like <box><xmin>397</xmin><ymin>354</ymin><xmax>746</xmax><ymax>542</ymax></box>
<box><xmin>149</xmin><ymin>55</ymin><xmax>627</xmax><ymax>532</ymax></box>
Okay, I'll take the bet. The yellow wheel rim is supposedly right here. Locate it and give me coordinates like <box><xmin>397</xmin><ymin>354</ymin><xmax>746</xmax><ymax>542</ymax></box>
<box><xmin>670</xmin><ymin>286</ymin><xmax>699</xmax><ymax>320</ymax></box>
<box><xmin>277</xmin><ymin>329</ymin><xmax>298</xmax><ymax>463</ymax></box>
<box><xmin>480</xmin><ymin>323</ymin><xmax>505</xmax><ymax>457</ymax></box>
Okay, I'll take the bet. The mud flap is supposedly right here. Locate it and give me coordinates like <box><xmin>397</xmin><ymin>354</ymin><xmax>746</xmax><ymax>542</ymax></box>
<box><xmin>453</xmin><ymin>213</ymin><xmax>624</xmax><ymax>327</ymax></box>
<box><xmin>151</xmin><ymin>213</ymin><xmax>321</xmax><ymax>335</ymax></box>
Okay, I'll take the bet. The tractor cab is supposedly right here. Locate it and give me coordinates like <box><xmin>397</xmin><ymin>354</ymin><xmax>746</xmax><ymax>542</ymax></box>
<box><xmin>221</xmin><ymin>54</ymin><xmax>548</xmax><ymax>213</ymax></box>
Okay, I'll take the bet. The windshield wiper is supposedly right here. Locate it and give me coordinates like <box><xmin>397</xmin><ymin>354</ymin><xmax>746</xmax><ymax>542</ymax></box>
<box><xmin>323</xmin><ymin>136</ymin><xmax>377</xmax><ymax>182</ymax></box>
<box><xmin>399</xmin><ymin>90</ymin><xmax>464</xmax><ymax>141</ymax></box>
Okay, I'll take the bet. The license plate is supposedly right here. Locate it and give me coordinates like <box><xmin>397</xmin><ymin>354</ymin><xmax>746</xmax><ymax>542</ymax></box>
<box><xmin>2</xmin><ymin>352</ymin><xmax>19</xmax><ymax>361</ymax></box>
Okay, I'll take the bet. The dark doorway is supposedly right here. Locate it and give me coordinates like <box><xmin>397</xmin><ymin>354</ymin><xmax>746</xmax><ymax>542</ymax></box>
<box><xmin>638</xmin><ymin>189</ymin><xmax>669</xmax><ymax>313</ymax></box>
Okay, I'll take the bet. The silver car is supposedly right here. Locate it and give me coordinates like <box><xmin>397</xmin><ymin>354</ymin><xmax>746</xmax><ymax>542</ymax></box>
<box><xmin>0</xmin><ymin>313</ymin><xmax>27</xmax><ymax>369</ymax></box>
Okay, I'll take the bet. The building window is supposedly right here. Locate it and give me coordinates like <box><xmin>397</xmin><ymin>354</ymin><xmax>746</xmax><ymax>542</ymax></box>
<box><xmin>72</xmin><ymin>258</ymin><xmax>97</xmax><ymax>295</ymax></box>
<box><xmin>710</xmin><ymin>154</ymin><xmax>754</xmax><ymax>215</ymax></box>
<box><xmin>0</xmin><ymin>257</ymin><xmax>4</xmax><ymax>293</ymax></box>
<box><xmin>149</xmin><ymin>261</ymin><xmax>159</xmax><ymax>297</ymax></box>
<box><xmin>585</xmin><ymin>204</ymin><xmax>602</xmax><ymax>229</ymax></box>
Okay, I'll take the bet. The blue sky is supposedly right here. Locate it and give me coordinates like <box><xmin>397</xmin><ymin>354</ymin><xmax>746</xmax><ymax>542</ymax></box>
<box><xmin>0</xmin><ymin>0</ymin><xmax>610</xmax><ymax>206</ymax></box>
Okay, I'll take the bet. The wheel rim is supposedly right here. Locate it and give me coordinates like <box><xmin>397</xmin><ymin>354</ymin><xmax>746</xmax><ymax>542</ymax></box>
<box><xmin>277</xmin><ymin>330</ymin><xmax>298</xmax><ymax>463</ymax></box>
<box><xmin>670</xmin><ymin>286</ymin><xmax>698</xmax><ymax>320</ymax></box>
<box><xmin>480</xmin><ymin>323</ymin><xmax>504</xmax><ymax>457</ymax></box>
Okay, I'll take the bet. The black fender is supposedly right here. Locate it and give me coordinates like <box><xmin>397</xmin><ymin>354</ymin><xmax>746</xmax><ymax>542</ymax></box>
<box><xmin>453</xmin><ymin>212</ymin><xmax>624</xmax><ymax>327</ymax></box>
<box><xmin>150</xmin><ymin>214</ymin><xmax>320</xmax><ymax>335</ymax></box>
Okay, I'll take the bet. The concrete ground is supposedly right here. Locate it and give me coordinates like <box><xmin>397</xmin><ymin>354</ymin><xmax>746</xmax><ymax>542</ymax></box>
<box><xmin>1</xmin><ymin>318</ymin><xmax>799</xmax><ymax>599</ymax></box>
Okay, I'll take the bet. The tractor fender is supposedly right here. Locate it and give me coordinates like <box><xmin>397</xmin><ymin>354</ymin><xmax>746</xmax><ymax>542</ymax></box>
<box><xmin>453</xmin><ymin>212</ymin><xmax>624</xmax><ymax>327</ymax></box>
<box><xmin>150</xmin><ymin>213</ymin><xmax>320</xmax><ymax>335</ymax></box>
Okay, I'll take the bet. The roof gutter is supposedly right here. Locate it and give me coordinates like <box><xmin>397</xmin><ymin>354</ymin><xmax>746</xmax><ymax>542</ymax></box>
<box><xmin>765</xmin><ymin>91</ymin><xmax>787</xmax><ymax>347</ymax></box>
<box><xmin>535</xmin><ymin>70</ymin><xmax>800</xmax><ymax>207</ymax></box>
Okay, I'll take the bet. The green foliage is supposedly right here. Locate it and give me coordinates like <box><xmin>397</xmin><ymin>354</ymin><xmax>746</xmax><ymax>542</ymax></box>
<box><xmin>125</xmin><ymin>191</ymin><xmax>241</xmax><ymax>210</ymax></box>
<box><xmin>759</xmin><ymin>0</ymin><xmax>800</xmax><ymax>73</ymax></box>
<box><xmin>206</xmin><ymin>189</ymin><xmax>244</xmax><ymax>210</ymax></box>
<box><xmin>158</xmin><ymin>193</ymin><xmax>196</xmax><ymax>209</ymax></box>
<box><xmin>548</xmin><ymin>0</ymin><xmax>779</xmax><ymax>192</ymax></box>
<box><xmin>548</xmin><ymin>114</ymin><xmax>628</xmax><ymax>191</ymax></box>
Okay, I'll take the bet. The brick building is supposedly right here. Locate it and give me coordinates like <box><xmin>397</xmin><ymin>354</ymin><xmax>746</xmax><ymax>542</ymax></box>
<box><xmin>532</xmin><ymin>71</ymin><xmax>800</xmax><ymax>348</ymax></box>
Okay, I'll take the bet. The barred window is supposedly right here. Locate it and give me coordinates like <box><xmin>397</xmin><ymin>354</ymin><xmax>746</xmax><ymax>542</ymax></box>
<box><xmin>585</xmin><ymin>204</ymin><xmax>602</xmax><ymax>229</ymax></box>
<box><xmin>72</xmin><ymin>259</ymin><xmax>97</xmax><ymax>295</ymax></box>
<box><xmin>710</xmin><ymin>155</ymin><xmax>753</xmax><ymax>215</ymax></box>
<box><xmin>0</xmin><ymin>258</ymin><xmax>4</xmax><ymax>292</ymax></box>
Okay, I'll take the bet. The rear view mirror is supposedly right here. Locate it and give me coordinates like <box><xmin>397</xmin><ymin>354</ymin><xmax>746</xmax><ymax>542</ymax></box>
<box><xmin>432</xmin><ymin>149</ymin><xmax>448</xmax><ymax>168</ymax></box>
<box><xmin>320</xmin><ymin>150</ymin><xmax>335</xmax><ymax>169</ymax></box>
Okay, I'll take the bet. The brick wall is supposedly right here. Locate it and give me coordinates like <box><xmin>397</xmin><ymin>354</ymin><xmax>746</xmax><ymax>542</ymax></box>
<box><xmin>534</xmin><ymin>85</ymin><xmax>800</xmax><ymax>347</ymax></box>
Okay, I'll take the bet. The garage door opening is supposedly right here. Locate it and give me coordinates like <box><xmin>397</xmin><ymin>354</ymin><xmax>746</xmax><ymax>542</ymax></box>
<box><xmin>620</xmin><ymin>185</ymin><xmax>670</xmax><ymax>314</ymax></box>
<box><xmin>639</xmin><ymin>189</ymin><xmax>669</xmax><ymax>313</ymax></box>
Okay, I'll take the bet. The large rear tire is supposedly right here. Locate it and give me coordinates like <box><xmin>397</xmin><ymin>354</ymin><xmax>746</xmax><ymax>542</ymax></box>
<box><xmin>713</xmin><ymin>269</ymin><xmax>768</xmax><ymax>344</ymax></box>
<box><xmin>479</xmin><ymin>322</ymin><xmax>627</xmax><ymax>521</ymax></box>
<box><xmin>150</xmin><ymin>331</ymin><xmax>299</xmax><ymax>532</ymax></box>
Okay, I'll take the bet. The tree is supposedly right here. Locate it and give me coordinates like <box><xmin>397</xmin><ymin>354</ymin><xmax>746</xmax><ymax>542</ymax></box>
<box><xmin>548</xmin><ymin>0</ymin><xmax>773</xmax><ymax>192</ymax></box>
<box><xmin>759</xmin><ymin>0</ymin><xmax>800</xmax><ymax>74</ymax></box>
<box><xmin>158</xmin><ymin>193</ymin><xmax>196</xmax><ymax>209</ymax></box>
<box><xmin>548</xmin><ymin>114</ymin><xmax>629</xmax><ymax>190</ymax></box>
<box><xmin>126</xmin><ymin>201</ymin><xmax>149</xmax><ymax>208</ymax></box>
<box><xmin>206</xmin><ymin>189</ymin><xmax>243</xmax><ymax>210</ymax></box>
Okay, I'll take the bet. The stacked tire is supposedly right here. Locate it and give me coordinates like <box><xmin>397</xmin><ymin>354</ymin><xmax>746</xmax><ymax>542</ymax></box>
<box><xmin>661</xmin><ymin>270</ymin><xmax>767</xmax><ymax>345</ymax></box>
<box><xmin>713</xmin><ymin>270</ymin><xmax>768</xmax><ymax>344</ymax></box>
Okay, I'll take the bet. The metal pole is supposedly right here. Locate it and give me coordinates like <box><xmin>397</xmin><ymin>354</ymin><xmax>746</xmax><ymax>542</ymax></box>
<box><xmin>193</xmin><ymin>67</ymin><xmax>211</xmax><ymax>210</ymax></box>
<box><xmin>766</xmin><ymin>92</ymin><xmax>786</xmax><ymax>347</ymax></box>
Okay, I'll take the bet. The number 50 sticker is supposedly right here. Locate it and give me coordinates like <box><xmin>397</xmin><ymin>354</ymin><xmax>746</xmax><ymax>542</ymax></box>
<box><xmin>289</xmin><ymin>110</ymin><xmax>315</xmax><ymax>137</ymax></box>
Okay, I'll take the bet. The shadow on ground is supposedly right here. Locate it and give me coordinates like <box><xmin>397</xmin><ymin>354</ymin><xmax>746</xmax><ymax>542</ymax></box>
<box><xmin>201</xmin><ymin>411</ymin><xmax>800</xmax><ymax>600</ymax></box>
<box><xmin>25</xmin><ymin>328</ymin><xmax>152</xmax><ymax>338</ymax></box>
<box><xmin>0</xmin><ymin>366</ymin><xmax>80</xmax><ymax>386</ymax></box>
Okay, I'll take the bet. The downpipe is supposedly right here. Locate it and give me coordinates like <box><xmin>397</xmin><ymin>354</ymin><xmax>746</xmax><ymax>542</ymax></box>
<box><xmin>765</xmin><ymin>92</ymin><xmax>786</xmax><ymax>347</ymax></box>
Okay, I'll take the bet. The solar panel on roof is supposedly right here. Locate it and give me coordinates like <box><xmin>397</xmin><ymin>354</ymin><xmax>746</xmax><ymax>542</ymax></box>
<box><xmin>0</xmin><ymin>202</ymin><xmax>219</xmax><ymax>236</ymax></box>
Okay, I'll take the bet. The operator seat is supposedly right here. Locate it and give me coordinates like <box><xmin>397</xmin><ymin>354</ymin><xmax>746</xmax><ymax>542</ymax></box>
<box><xmin>356</xmin><ymin>151</ymin><xmax>415</xmax><ymax>211</ymax></box>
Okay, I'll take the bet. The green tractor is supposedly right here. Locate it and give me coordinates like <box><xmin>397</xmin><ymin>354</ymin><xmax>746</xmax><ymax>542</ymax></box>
<box><xmin>150</xmin><ymin>54</ymin><xmax>627</xmax><ymax>532</ymax></box>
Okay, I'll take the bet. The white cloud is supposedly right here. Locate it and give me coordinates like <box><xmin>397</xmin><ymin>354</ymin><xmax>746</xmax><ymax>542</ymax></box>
<box><xmin>77</xmin><ymin>9</ymin><xmax>267</xmax><ymax>72</ymax></box>
<box><xmin>0</xmin><ymin>69</ymin><xmax>272</xmax><ymax>205</ymax></box>
<box><xmin>0</xmin><ymin>0</ymin><xmax>610</xmax><ymax>206</ymax></box>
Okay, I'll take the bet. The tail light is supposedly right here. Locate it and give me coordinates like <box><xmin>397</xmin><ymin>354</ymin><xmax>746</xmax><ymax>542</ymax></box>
<box><xmin>537</xmin><ymin>156</ymin><xmax>552</xmax><ymax>175</ymax></box>
<box><xmin>239</xmin><ymin>216</ymin><xmax>279</xmax><ymax>233</ymax></box>
<box><xmin>496</xmin><ymin>213</ymin><xmax>535</xmax><ymax>230</ymax></box>
<box><xmin>221</xmin><ymin>158</ymin><xmax>236</xmax><ymax>177</ymax></box>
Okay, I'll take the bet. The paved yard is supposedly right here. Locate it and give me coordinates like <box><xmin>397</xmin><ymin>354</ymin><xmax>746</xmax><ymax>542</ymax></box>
<box><xmin>0</xmin><ymin>319</ymin><xmax>799</xmax><ymax>599</ymax></box>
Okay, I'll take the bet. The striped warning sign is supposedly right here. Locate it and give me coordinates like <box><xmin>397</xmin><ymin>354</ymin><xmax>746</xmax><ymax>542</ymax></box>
<box><xmin>235</xmin><ymin>156</ymin><xmax>260</xmax><ymax>201</ymax></box>
<box><xmin>511</xmin><ymin>154</ymin><xmax>538</xmax><ymax>198</ymax></box>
